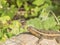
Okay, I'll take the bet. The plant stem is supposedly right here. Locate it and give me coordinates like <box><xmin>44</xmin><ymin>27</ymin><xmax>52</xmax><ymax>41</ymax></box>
<box><xmin>50</xmin><ymin>10</ymin><xmax>60</xmax><ymax>25</ymax></box>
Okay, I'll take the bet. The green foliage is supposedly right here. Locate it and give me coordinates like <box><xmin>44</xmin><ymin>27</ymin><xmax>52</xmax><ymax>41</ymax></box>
<box><xmin>0</xmin><ymin>16</ymin><xmax>26</xmax><ymax>41</ymax></box>
<box><xmin>1</xmin><ymin>6</ymin><xmax>17</xmax><ymax>19</ymax></box>
<box><xmin>27</xmin><ymin>8</ymin><xmax>60</xmax><ymax>30</ymax></box>
<box><xmin>0</xmin><ymin>16</ymin><xmax>10</xmax><ymax>24</ymax></box>
<box><xmin>42</xmin><ymin>17</ymin><xmax>57</xmax><ymax>30</ymax></box>
<box><xmin>27</xmin><ymin>18</ymin><xmax>43</xmax><ymax>29</ymax></box>
<box><xmin>27</xmin><ymin>16</ymin><xmax>60</xmax><ymax>31</ymax></box>
<box><xmin>0</xmin><ymin>0</ymin><xmax>60</xmax><ymax>42</ymax></box>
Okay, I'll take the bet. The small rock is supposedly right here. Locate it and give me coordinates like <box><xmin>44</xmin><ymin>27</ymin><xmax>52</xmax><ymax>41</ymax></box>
<box><xmin>38</xmin><ymin>39</ymin><xmax>58</xmax><ymax>45</ymax></box>
<box><xmin>2</xmin><ymin>33</ymin><xmax>39</xmax><ymax>45</ymax></box>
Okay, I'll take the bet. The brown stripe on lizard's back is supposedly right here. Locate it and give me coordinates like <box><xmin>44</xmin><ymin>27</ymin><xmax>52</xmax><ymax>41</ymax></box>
<box><xmin>27</xmin><ymin>26</ymin><xmax>60</xmax><ymax>38</ymax></box>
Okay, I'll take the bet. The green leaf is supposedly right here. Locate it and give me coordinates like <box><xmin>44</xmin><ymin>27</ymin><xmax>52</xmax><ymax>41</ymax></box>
<box><xmin>31</xmin><ymin>7</ymin><xmax>40</xmax><ymax>17</ymax></box>
<box><xmin>9</xmin><ymin>20</ymin><xmax>21</xmax><ymax>35</ymax></box>
<box><xmin>0</xmin><ymin>31</ymin><xmax>3</xmax><ymax>39</ymax></box>
<box><xmin>24</xmin><ymin>12</ymin><xmax>28</xmax><ymax>18</ymax></box>
<box><xmin>6</xmin><ymin>32</ymin><xmax>13</xmax><ymax>38</ymax></box>
<box><xmin>24</xmin><ymin>2</ymin><xmax>29</xmax><ymax>11</ymax></box>
<box><xmin>1</xmin><ymin>34</ymin><xmax>7</xmax><ymax>41</ymax></box>
<box><xmin>20</xmin><ymin>28</ymin><xmax>27</xmax><ymax>33</ymax></box>
<box><xmin>0</xmin><ymin>0</ymin><xmax>7</xmax><ymax>7</ymax></box>
<box><xmin>42</xmin><ymin>17</ymin><xmax>57</xmax><ymax>30</ymax></box>
<box><xmin>0</xmin><ymin>16</ymin><xmax>11</xmax><ymax>24</ymax></box>
<box><xmin>33</xmin><ymin>0</ymin><xmax>45</xmax><ymax>6</ymax></box>
<box><xmin>2</xmin><ymin>5</ymin><xmax>17</xmax><ymax>19</ymax></box>
<box><xmin>27</xmin><ymin>18</ymin><xmax>43</xmax><ymax>29</ymax></box>
<box><xmin>16</xmin><ymin>0</ymin><xmax>22</xmax><ymax>7</ymax></box>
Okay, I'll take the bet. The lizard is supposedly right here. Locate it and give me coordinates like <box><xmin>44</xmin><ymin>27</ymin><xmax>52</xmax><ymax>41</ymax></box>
<box><xmin>27</xmin><ymin>26</ymin><xmax>60</xmax><ymax>44</ymax></box>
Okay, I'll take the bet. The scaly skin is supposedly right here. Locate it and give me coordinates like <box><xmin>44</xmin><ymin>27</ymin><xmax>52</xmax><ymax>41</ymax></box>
<box><xmin>27</xmin><ymin>26</ymin><xmax>60</xmax><ymax>43</ymax></box>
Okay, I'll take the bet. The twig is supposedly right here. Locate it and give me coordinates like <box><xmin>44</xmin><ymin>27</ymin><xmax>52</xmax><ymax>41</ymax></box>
<box><xmin>50</xmin><ymin>10</ymin><xmax>60</xmax><ymax>25</ymax></box>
